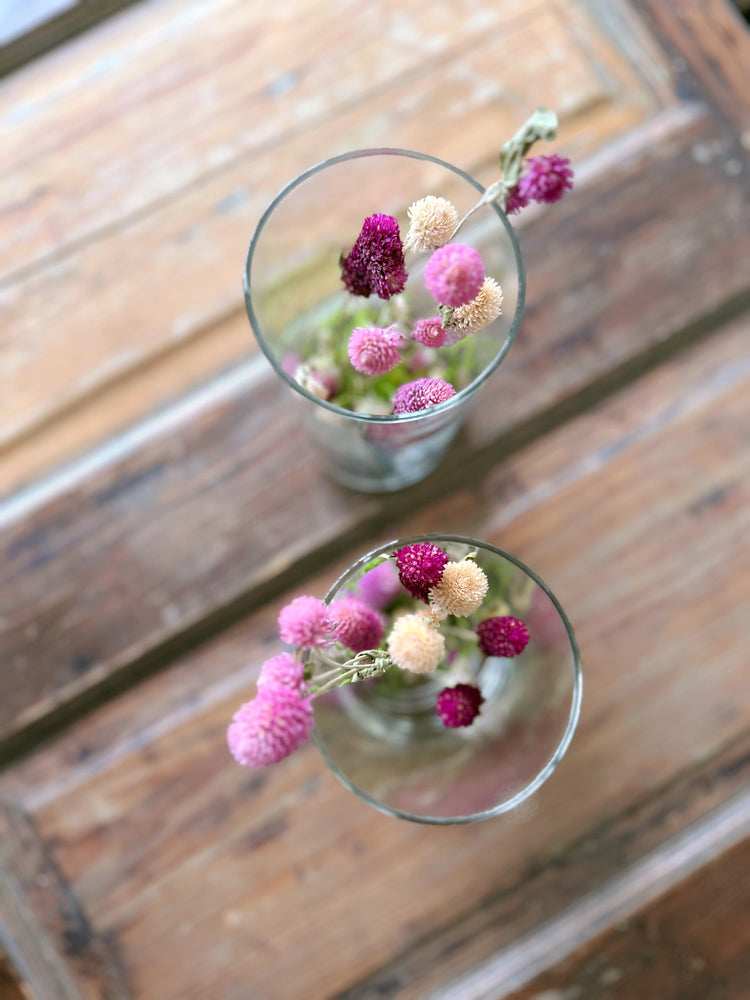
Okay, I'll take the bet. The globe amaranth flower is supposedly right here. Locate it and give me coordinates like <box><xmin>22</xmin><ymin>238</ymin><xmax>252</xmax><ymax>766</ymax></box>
<box><xmin>394</xmin><ymin>542</ymin><xmax>449</xmax><ymax>602</ymax></box>
<box><xmin>387</xmin><ymin>613</ymin><xmax>445</xmax><ymax>673</ymax></box>
<box><xmin>518</xmin><ymin>154</ymin><xmax>574</xmax><ymax>205</ymax></box>
<box><xmin>348</xmin><ymin>325</ymin><xmax>403</xmax><ymax>375</ymax></box>
<box><xmin>436</xmin><ymin>683</ymin><xmax>484</xmax><ymax>728</ymax></box>
<box><xmin>477</xmin><ymin>616</ymin><xmax>529</xmax><ymax>657</ymax></box>
<box><xmin>294</xmin><ymin>364</ymin><xmax>338</xmax><ymax>401</ymax></box>
<box><xmin>504</xmin><ymin>185</ymin><xmax>529</xmax><ymax>215</ymax></box>
<box><xmin>341</xmin><ymin>213</ymin><xmax>408</xmax><ymax>300</ymax></box>
<box><xmin>411</xmin><ymin>316</ymin><xmax>448</xmax><ymax>349</ymax></box>
<box><xmin>330</xmin><ymin>596</ymin><xmax>385</xmax><ymax>654</ymax></box>
<box><xmin>353</xmin><ymin>560</ymin><xmax>401</xmax><ymax>610</ymax></box>
<box><xmin>404</xmin><ymin>195</ymin><xmax>459</xmax><ymax>253</ymax></box>
<box><xmin>278</xmin><ymin>595</ymin><xmax>332</xmax><ymax>649</ymax></box>
<box><xmin>257</xmin><ymin>653</ymin><xmax>305</xmax><ymax>692</ymax></box>
<box><xmin>424</xmin><ymin>243</ymin><xmax>486</xmax><ymax>307</ymax></box>
<box><xmin>227</xmin><ymin>685</ymin><xmax>313</xmax><ymax>766</ymax></box>
<box><xmin>429</xmin><ymin>559</ymin><xmax>489</xmax><ymax>620</ymax></box>
<box><xmin>445</xmin><ymin>276</ymin><xmax>503</xmax><ymax>339</ymax></box>
<box><xmin>392</xmin><ymin>377</ymin><xmax>456</xmax><ymax>415</ymax></box>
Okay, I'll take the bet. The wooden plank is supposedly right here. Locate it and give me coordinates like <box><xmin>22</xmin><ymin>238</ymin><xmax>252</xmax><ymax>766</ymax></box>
<box><xmin>0</xmin><ymin>1</ymin><xmax>144</xmax><ymax>80</ymax></box>
<box><xmin>0</xmin><ymin>314</ymin><xmax>748</xmax><ymax>999</ymax></box>
<box><xmin>1</xmin><ymin>104</ymin><xmax>749</xmax><ymax>756</ymax></box>
<box><xmin>504</xmin><ymin>835</ymin><xmax>750</xmax><ymax>1000</ymax></box>
<box><xmin>0</xmin><ymin>948</ymin><xmax>29</xmax><ymax>1000</ymax></box>
<box><xmin>0</xmin><ymin>0</ymin><xmax>668</xmax><ymax>492</ymax></box>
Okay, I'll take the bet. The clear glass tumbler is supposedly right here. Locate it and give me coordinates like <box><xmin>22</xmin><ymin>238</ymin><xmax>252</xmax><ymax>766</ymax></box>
<box><xmin>244</xmin><ymin>150</ymin><xmax>525</xmax><ymax>492</ymax></box>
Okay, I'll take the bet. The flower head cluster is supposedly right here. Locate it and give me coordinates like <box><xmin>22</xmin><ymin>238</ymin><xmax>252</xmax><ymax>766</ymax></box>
<box><xmin>445</xmin><ymin>277</ymin><xmax>504</xmax><ymax>339</ymax></box>
<box><xmin>518</xmin><ymin>154</ymin><xmax>573</xmax><ymax>205</ymax></box>
<box><xmin>429</xmin><ymin>559</ymin><xmax>489</xmax><ymax>620</ymax></box>
<box><xmin>425</xmin><ymin>243</ymin><xmax>485</xmax><ymax>308</ymax></box>
<box><xmin>387</xmin><ymin>613</ymin><xmax>445</xmax><ymax>673</ymax></box>
<box><xmin>411</xmin><ymin>316</ymin><xmax>448</xmax><ymax>349</ymax></box>
<box><xmin>257</xmin><ymin>652</ymin><xmax>305</xmax><ymax>691</ymax></box>
<box><xmin>278</xmin><ymin>596</ymin><xmax>332</xmax><ymax>649</ymax></box>
<box><xmin>477</xmin><ymin>615</ymin><xmax>529</xmax><ymax>657</ymax></box>
<box><xmin>330</xmin><ymin>597</ymin><xmax>385</xmax><ymax>653</ymax></box>
<box><xmin>392</xmin><ymin>377</ymin><xmax>456</xmax><ymax>415</ymax></box>
<box><xmin>341</xmin><ymin>213</ymin><xmax>407</xmax><ymax>300</ymax></box>
<box><xmin>404</xmin><ymin>196</ymin><xmax>458</xmax><ymax>252</ymax></box>
<box><xmin>436</xmin><ymin>683</ymin><xmax>484</xmax><ymax>728</ymax></box>
<box><xmin>504</xmin><ymin>185</ymin><xmax>530</xmax><ymax>216</ymax></box>
<box><xmin>348</xmin><ymin>325</ymin><xmax>403</xmax><ymax>376</ymax></box>
<box><xmin>227</xmin><ymin>669</ymin><xmax>313</xmax><ymax>767</ymax></box>
<box><xmin>394</xmin><ymin>542</ymin><xmax>449</xmax><ymax>602</ymax></box>
<box><xmin>354</xmin><ymin>560</ymin><xmax>401</xmax><ymax>610</ymax></box>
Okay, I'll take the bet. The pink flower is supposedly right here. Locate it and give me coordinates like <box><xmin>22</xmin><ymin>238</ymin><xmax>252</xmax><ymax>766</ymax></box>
<box><xmin>411</xmin><ymin>316</ymin><xmax>448</xmax><ymax>349</ymax></box>
<box><xmin>348</xmin><ymin>325</ymin><xmax>403</xmax><ymax>375</ymax></box>
<box><xmin>504</xmin><ymin>185</ymin><xmax>529</xmax><ymax>215</ymax></box>
<box><xmin>227</xmin><ymin>686</ymin><xmax>314</xmax><ymax>766</ymax></box>
<box><xmin>341</xmin><ymin>213</ymin><xmax>408</xmax><ymax>300</ymax></box>
<box><xmin>394</xmin><ymin>542</ymin><xmax>449</xmax><ymax>602</ymax></box>
<box><xmin>353</xmin><ymin>561</ymin><xmax>401</xmax><ymax>610</ymax></box>
<box><xmin>257</xmin><ymin>653</ymin><xmax>305</xmax><ymax>692</ymax></box>
<box><xmin>518</xmin><ymin>155</ymin><xmax>574</xmax><ymax>205</ymax></box>
<box><xmin>424</xmin><ymin>243</ymin><xmax>485</xmax><ymax>307</ymax></box>
<box><xmin>330</xmin><ymin>597</ymin><xmax>385</xmax><ymax>653</ymax></box>
<box><xmin>436</xmin><ymin>683</ymin><xmax>484</xmax><ymax>728</ymax></box>
<box><xmin>278</xmin><ymin>596</ymin><xmax>332</xmax><ymax>649</ymax></box>
<box><xmin>392</xmin><ymin>377</ymin><xmax>456</xmax><ymax>415</ymax></box>
<box><xmin>477</xmin><ymin>616</ymin><xmax>529</xmax><ymax>657</ymax></box>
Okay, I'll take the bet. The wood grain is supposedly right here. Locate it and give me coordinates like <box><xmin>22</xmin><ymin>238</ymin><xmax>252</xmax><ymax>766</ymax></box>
<box><xmin>1</xmin><ymin>104</ymin><xmax>748</xmax><ymax>757</ymax></box>
<box><xmin>0</xmin><ymin>314</ymin><xmax>747</xmax><ymax>999</ymax></box>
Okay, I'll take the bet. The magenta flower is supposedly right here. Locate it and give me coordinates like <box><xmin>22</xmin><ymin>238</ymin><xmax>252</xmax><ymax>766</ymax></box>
<box><xmin>341</xmin><ymin>213</ymin><xmax>408</xmax><ymax>300</ymax></box>
<box><xmin>257</xmin><ymin>653</ymin><xmax>305</xmax><ymax>692</ymax></box>
<box><xmin>394</xmin><ymin>542</ymin><xmax>449</xmax><ymax>602</ymax></box>
<box><xmin>278</xmin><ymin>595</ymin><xmax>332</xmax><ymax>649</ymax></box>
<box><xmin>227</xmin><ymin>686</ymin><xmax>314</xmax><ymax>766</ymax></box>
<box><xmin>392</xmin><ymin>377</ymin><xmax>456</xmax><ymax>415</ymax></box>
<box><xmin>518</xmin><ymin>155</ymin><xmax>574</xmax><ymax>205</ymax></box>
<box><xmin>353</xmin><ymin>560</ymin><xmax>401</xmax><ymax>610</ymax></box>
<box><xmin>424</xmin><ymin>243</ymin><xmax>485</xmax><ymax>307</ymax></box>
<box><xmin>348</xmin><ymin>325</ymin><xmax>403</xmax><ymax>375</ymax></box>
<box><xmin>504</xmin><ymin>185</ymin><xmax>529</xmax><ymax>215</ymax></box>
<box><xmin>477</xmin><ymin>616</ymin><xmax>530</xmax><ymax>657</ymax></box>
<box><xmin>436</xmin><ymin>683</ymin><xmax>484</xmax><ymax>728</ymax></box>
<box><xmin>411</xmin><ymin>316</ymin><xmax>448</xmax><ymax>349</ymax></box>
<box><xmin>330</xmin><ymin>597</ymin><xmax>385</xmax><ymax>653</ymax></box>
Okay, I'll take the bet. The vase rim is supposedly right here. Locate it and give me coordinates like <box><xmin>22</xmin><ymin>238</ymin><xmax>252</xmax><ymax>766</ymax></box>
<box><xmin>312</xmin><ymin>533</ymin><xmax>583</xmax><ymax>825</ymax></box>
<box><xmin>244</xmin><ymin>148</ymin><xmax>526</xmax><ymax>423</ymax></box>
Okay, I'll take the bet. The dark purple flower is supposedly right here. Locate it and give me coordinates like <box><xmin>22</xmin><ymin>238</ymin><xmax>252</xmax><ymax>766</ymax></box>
<box><xmin>341</xmin><ymin>213</ymin><xmax>408</xmax><ymax>300</ymax></box>
<box><xmin>392</xmin><ymin>377</ymin><xmax>456</xmax><ymax>415</ymax></box>
<box><xmin>504</xmin><ymin>185</ymin><xmax>529</xmax><ymax>215</ymax></box>
<box><xmin>436</xmin><ymin>683</ymin><xmax>484</xmax><ymax>728</ymax></box>
<box><xmin>394</xmin><ymin>542</ymin><xmax>449</xmax><ymax>602</ymax></box>
<box><xmin>477</xmin><ymin>616</ymin><xmax>529</xmax><ymax>657</ymax></box>
<box><xmin>518</xmin><ymin>154</ymin><xmax>574</xmax><ymax>205</ymax></box>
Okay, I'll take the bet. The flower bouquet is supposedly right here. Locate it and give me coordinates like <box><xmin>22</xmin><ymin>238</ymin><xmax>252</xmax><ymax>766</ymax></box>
<box><xmin>228</xmin><ymin>536</ymin><xmax>582</xmax><ymax>824</ymax></box>
<box><xmin>244</xmin><ymin>110</ymin><xmax>573</xmax><ymax>491</ymax></box>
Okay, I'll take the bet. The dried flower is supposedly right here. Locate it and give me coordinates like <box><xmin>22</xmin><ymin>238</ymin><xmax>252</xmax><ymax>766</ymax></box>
<box><xmin>341</xmin><ymin>213</ymin><xmax>408</xmax><ymax>300</ymax></box>
<box><xmin>330</xmin><ymin>597</ymin><xmax>385</xmax><ymax>653</ymax></box>
<box><xmin>404</xmin><ymin>195</ymin><xmax>459</xmax><ymax>253</ymax></box>
<box><xmin>387</xmin><ymin>613</ymin><xmax>445</xmax><ymax>673</ymax></box>
<box><xmin>354</xmin><ymin>561</ymin><xmax>402</xmax><ymax>610</ymax></box>
<box><xmin>477</xmin><ymin>616</ymin><xmax>529</xmax><ymax>657</ymax></box>
<box><xmin>295</xmin><ymin>364</ymin><xmax>338</xmax><ymax>401</ymax></box>
<box><xmin>424</xmin><ymin>243</ymin><xmax>486</xmax><ymax>307</ymax></box>
<box><xmin>278</xmin><ymin>595</ymin><xmax>332</xmax><ymax>649</ymax></box>
<box><xmin>445</xmin><ymin>276</ymin><xmax>503</xmax><ymax>338</ymax></box>
<box><xmin>429</xmin><ymin>559</ymin><xmax>489</xmax><ymax>619</ymax></box>
<box><xmin>505</xmin><ymin>185</ymin><xmax>529</xmax><ymax>215</ymax></box>
<box><xmin>392</xmin><ymin>377</ymin><xmax>456</xmax><ymax>415</ymax></box>
<box><xmin>348</xmin><ymin>325</ymin><xmax>403</xmax><ymax>375</ymax></box>
<box><xmin>411</xmin><ymin>316</ymin><xmax>448</xmax><ymax>349</ymax></box>
<box><xmin>518</xmin><ymin>154</ymin><xmax>573</xmax><ymax>205</ymax></box>
<box><xmin>227</xmin><ymin>686</ymin><xmax>313</xmax><ymax>767</ymax></box>
<box><xmin>394</xmin><ymin>542</ymin><xmax>449</xmax><ymax>602</ymax></box>
<box><xmin>436</xmin><ymin>683</ymin><xmax>484</xmax><ymax>727</ymax></box>
<box><xmin>257</xmin><ymin>653</ymin><xmax>305</xmax><ymax>692</ymax></box>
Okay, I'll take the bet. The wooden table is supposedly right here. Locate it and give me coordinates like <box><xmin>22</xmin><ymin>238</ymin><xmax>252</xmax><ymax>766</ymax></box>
<box><xmin>1</xmin><ymin>2</ymin><xmax>749</xmax><ymax>997</ymax></box>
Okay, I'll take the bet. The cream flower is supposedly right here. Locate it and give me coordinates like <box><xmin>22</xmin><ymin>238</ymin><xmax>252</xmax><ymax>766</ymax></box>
<box><xmin>404</xmin><ymin>196</ymin><xmax>459</xmax><ymax>253</ymax></box>
<box><xmin>386</xmin><ymin>613</ymin><xmax>445</xmax><ymax>673</ymax></box>
<box><xmin>429</xmin><ymin>560</ymin><xmax>489</xmax><ymax>619</ymax></box>
<box><xmin>445</xmin><ymin>276</ymin><xmax>503</xmax><ymax>338</ymax></box>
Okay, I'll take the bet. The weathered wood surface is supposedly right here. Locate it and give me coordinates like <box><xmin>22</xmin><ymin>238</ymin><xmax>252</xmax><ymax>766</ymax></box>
<box><xmin>2</xmin><ymin>101</ymin><xmax>749</xmax><ymax>758</ymax></box>
<box><xmin>0</xmin><ymin>950</ymin><xmax>28</xmax><ymax>1000</ymax></box>
<box><xmin>0</xmin><ymin>0</ymin><xmax>669</xmax><ymax>493</ymax></box>
<box><xmin>1</xmin><ymin>314</ymin><xmax>748</xmax><ymax>999</ymax></box>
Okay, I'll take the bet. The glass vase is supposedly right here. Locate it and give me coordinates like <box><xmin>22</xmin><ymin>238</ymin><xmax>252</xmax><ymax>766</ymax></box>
<box><xmin>244</xmin><ymin>150</ymin><xmax>525</xmax><ymax>492</ymax></box>
<box><xmin>309</xmin><ymin>535</ymin><xmax>582</xmax><ymax>824</ymax></box>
